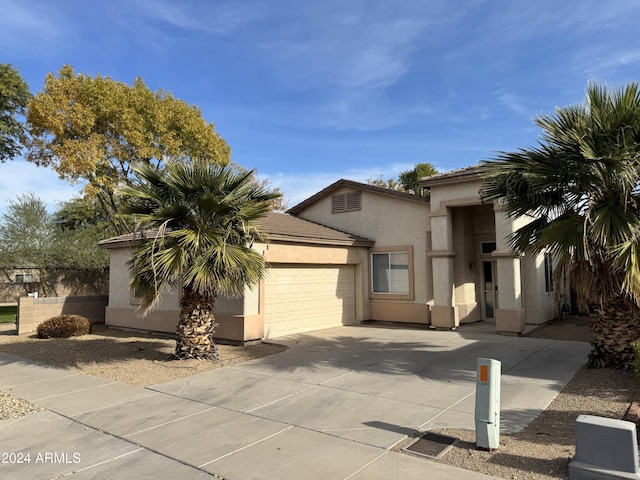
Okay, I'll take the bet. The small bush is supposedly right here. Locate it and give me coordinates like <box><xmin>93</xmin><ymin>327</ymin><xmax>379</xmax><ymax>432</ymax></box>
<box><xmin>37</xmin><ymin>315</ymin><xmax>92</xmax><ymax>339</ymax></box>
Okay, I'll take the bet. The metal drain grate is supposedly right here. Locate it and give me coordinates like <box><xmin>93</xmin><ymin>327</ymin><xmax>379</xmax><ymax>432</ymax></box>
<box><xmin>403</xmin><ymin>432</ymin><xmax>458</xmax><ymax>459</ymax></box>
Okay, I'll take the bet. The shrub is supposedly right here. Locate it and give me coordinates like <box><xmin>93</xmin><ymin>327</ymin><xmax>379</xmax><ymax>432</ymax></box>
<box><xmin>37</xmin><ymin>315</ymin><xmax>92</xmax><ymax>339</ymax></box>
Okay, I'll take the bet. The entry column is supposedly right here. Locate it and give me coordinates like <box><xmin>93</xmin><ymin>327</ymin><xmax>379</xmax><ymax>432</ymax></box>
<box><xmin>493</xmin><ymin>206</ymin><xmax>525</xmax><ymax>334</ymax></box>
<box><xmin>429</xmin><ymin>210</ymin><xmax>458</xmax><ymax>329</ymax></box>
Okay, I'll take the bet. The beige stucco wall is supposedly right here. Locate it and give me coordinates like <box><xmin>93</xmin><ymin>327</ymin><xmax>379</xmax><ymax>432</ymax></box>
<box><xmin>106</xmin><ymin>246</ymin><xmax>250</xmax><ymax>340</ymax></box>
<box><xmin>105</xmin><ymin>240</ymin><xmax>370</xmax><ymax>341</ymax></box>
<box><xmin>427</xmin><ymin>176</ymin><xmax>550</xmax><ymax>330</ymax></box>
<box><xmin>429</xmin><ymin>180</ymin><xmax>483</xmax><ymax>213</ymax></box>
<box><xmin>295</xmin><ymin>188</ymin><xmax>431</xmax><ymax>324</ymax></box>
<box><xmin>452</xmin><ymin>208</ymin><xmax>479</xmax><ymax>322</ymax></box>
<box><xmin>522</xmin><ymin>253</ymin><xmax>559</xmax><ymax>324</ymax></box>
<box><xmin>107</xmin><ymin>247</ymin><xmax>180</xmax><ymax>312</ymax></box>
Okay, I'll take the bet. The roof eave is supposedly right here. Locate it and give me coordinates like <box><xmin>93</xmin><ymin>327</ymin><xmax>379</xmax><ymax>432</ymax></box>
<box><xmin>288</xmin><ymin>179</ymin><xmax>428</xmax><ymax>215</ymax></box>
<box><xmin>419</xmin><ymin>166</ymin><xmax>485</xmax><ymax>188</ymax></box>
<box><xmin>264</xmin><ymin>233</ymin><xmax>374</xmax><ymax>247</ymax></box>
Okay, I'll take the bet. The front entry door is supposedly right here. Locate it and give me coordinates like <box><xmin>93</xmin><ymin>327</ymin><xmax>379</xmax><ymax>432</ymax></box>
<box><xmin>482</xmin><ymin>261</ymin><xmax>498</xmax><ymax>320</ymax></box>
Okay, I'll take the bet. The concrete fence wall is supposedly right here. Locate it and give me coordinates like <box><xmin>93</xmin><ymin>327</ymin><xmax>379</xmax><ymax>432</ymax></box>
<box><xmin>17</xmin><ymin>295</ymin><xmax>108</xmax><ymax>335</ymax></box>
<box><xmin>1</xmin><ymin>268</ymin><xmax>109</xmax><ymax>304</ymax></box>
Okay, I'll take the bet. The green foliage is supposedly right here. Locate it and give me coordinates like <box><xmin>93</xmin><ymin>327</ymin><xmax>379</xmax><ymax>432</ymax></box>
<box><xmin>0</xmin><ymin>64</ymin><xmax>31</xmax><ymax>162</ymax></box>
<box><xmin>366</xmin><ymin>175</ymin><xmax>401</xmax><ymax>190</ymax></box>
<box><xmin>0</xmin><ymin>305</ymin><xmax>17</xmax><ymax>324</ymax></box>
<box><xmin>54</xmin><ymin>196</ymin><xmax>112</xmax><ymax>230</ymax></box>
<box><xmin>120</xmin><ymin>159</ymin><xmax>280</xmax><ymax>311</ymax></box>
<box><xmin>481</xmin><ymin>82</ymin><xmax>640</xmax><ymax>308</ymax></box>
<box><xmin>36</xmin><ymin>314</ymin><xmax>91</xmax><ymax>338</ymax></box>
<box><xmin>52</xmin><ymin>225</ymin><xmax>110</xmax><ymax>270</ymax></box>
<box><xmin>398</xmin><ymin>162</ymin><xmax>438</xmax><ymax>193</ymax></box>
<box><xmin>0</xmin><ymin>193</ymin><xmax>56</xmax><ymax>269</ymax></box>
<box><xmin>52</xmin><ymin>196</ymin><xmax>115</xmax><ymax>270</ymax></box>
<box><xmin>26</xmin><ymin>65</ymin><xmax>230</xmax><ymax>234</ymax></box>
<box><xmin>366</xmin><ymin>163</ymin><xmax>438</xmax><ymax>194</ymax></box>
<box><xmin>0</xmin><ymin>194</ymin><xmax>111</xmax><ymax>283</ymax></box>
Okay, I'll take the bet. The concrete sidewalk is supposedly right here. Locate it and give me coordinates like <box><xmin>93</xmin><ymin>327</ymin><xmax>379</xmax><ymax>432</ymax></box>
<box><xmin>0</xmin><ymin>322</ymin><xmax>590</xmax><ymax>479</ymax></box>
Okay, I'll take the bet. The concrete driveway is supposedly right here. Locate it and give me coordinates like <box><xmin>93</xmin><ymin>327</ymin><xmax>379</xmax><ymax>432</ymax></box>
<box><xmin>0</xmin><ymin>322</ymin><xmax>589</xmax><ymax>479</ymax></box>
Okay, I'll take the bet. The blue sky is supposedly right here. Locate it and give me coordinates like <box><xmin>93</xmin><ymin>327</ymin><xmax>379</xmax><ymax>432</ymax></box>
<box><xmin>1</xmin><ymin>0</ymin><xmax>639</xmax><ymax>212</ymax></box>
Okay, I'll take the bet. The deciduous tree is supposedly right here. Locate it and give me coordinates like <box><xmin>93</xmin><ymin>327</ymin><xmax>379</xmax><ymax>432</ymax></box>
<box><xmin>399</xmin><ymin>162</ymin><xmax>438</xmax><ymax>194</ymax></box>
<box><xmin>0</xmin><ymin>64</ymin><xmax>31</xmax><ymax>162</ymax></box>
<box><xmin>0</xmin><ymin>193</ymin><xmax>56</xmax><ymax>295</ymax></box>
<box><xmin>27</xmin><ymin>66</ymin><xmax>231</xmax><ymax>234</ymax></box>
<box><xmin>366</xmin><ymin>163</ymin><xmax>438</xmax><ymax>194</ymax></box>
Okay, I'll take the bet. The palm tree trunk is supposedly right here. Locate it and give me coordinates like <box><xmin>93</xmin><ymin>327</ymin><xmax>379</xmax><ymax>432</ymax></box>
<box><xmin>175</xmin><ymin>287</ymin><xmax>219</xmax><ymax>360</ymax></box>
<box><xmin>588</xmin><ymin>296</ymin><xmax>640</xmax><ymax>369</ymax></box>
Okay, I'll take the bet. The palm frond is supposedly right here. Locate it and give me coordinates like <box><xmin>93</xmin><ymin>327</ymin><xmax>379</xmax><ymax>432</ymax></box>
<box><xmin>482</xmin><ymin>82</ymin><xmax>640</xmax><ymax>305</ymax></box>
<box><xmin>120</xmin><ymin>159</ymin><xmax>279</xmax><ymax>311</ymax></box>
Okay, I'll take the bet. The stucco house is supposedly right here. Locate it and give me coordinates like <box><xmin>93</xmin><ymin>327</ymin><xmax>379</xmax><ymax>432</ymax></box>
<box><xmin>99</xmin><ymin>165</ymin><xmax>559</xmax><ymax>343</ymax></box>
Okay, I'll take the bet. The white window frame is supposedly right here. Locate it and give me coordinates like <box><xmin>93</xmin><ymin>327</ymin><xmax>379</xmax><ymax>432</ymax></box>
<box><xmin>369</xmin><ymin>246</ymin><xmax>414</xmax><ymax>300</ymax></box>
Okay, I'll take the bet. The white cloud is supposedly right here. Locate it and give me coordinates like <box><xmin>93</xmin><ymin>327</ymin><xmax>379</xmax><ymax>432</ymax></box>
<box><xmin>0</xmin><ymin>161</ymin><xmax>83</xmax><ymax>214</ymax></box>
<box><xmin>572</xmin><ymin>46</ymin><xmax>640</xmax><ymax>80</ymax></box>
<box><xmin>316</xmin><ymin>90</ymin><xmax>433</xmax><ymax>131</ymax></box>
<box><xmin>259</xmin><ymin>9</ymin><xmax>431</xmax><ymax>91</ymax></box>
<box><xmin>495</xmin><ymin>90</ymin><xmax>531</xmax><ymax>117</ymax></box>
<box><xmin>131</xmin><ymin>0</ymin><xmax>265</xmax><ymax>34</ymax></box>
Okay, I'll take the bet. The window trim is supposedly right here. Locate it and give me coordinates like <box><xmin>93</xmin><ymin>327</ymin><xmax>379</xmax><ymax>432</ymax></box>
<box><xmin>14</xmin><ymin>273</ymin><xmax>35</xmax><ymax>284</ymax></box>
<box><xmin>130</xmin><ymin>282</ymin><xmax>183</xmax><ymax>306</ymax></box>
<box><xmin>369</xmin><ymin>246</ymin><xmax>414</xmax><ymax>300</ymax></box>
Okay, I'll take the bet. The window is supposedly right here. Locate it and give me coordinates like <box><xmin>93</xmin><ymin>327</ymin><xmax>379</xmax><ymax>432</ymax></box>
<box><xmin>481</xmin><ymin>242</ymin><xmax>496</xmax><ymax>255</ymax></box>
<box><xmin>372</xmin><ymin>251</ymin><xmax>409</xmax><ymax>294</ymax></box>
<box><xmin>15</xmin><ymin>273</ymin><xmax>34</xmax><ymax>284</ymax></box>
<box><xmin>544</xmin><ymin>253</ymin><xmax>554</xmax><ymax>293</ymax></box>
<box><xmin>332</xmin><ymin>191</ymin><xmax>361</xmax><ymax>213</ymax></box>
<box><xmin>130</xmin><ymin>286</ymin><xmax>144</xmax><ymax>305</ymax></box>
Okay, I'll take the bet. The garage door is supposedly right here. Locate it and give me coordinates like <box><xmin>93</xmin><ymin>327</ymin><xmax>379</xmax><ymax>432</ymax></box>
<box><xmin>263</xmin><ymin>265</ymin><xmax>356</xmax><ymax>338</ymax></box>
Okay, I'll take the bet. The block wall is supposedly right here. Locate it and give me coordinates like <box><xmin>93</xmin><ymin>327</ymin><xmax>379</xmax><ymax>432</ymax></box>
<box><xmin>17</xmin><ymin>295</ymin><xmax>108</xmax><ymax>335</ymax></box>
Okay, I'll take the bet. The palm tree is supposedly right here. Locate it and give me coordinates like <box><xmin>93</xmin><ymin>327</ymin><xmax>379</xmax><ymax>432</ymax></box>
<box><xmin>481</xmin><ymin>82</ymin><xmax>640</xmax><ymax>369</ymax></box>
<box><xmin>119</xmin><ymin>159</ymin><xmax>279</xmax><ymax>360</ymax></box>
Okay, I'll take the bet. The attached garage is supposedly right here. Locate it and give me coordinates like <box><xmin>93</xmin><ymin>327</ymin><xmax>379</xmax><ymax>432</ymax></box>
<box><xmin>263</xmin><ymin>265</ymin><xmax>356</xmax><ymax>338</ymax></box>
<box><xmin>100</xmin><ymin>212</ymin><xmax>373</xmax><ymax>344</ymax></box>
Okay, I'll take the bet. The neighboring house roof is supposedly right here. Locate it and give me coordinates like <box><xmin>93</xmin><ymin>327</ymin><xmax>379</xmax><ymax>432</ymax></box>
<box><xmin>98</xmin><ymin>212</ymin><xmax>374</xmax><ymax>249</ymax></box>
<box><xmin>419</xmin><ymin>164</ymin><xmax>485</xmax><ymax>187</ymax></box>
<box><xmin>287</xmin><ymin>178</ymin><xmax>429</xmax><ymax>215</ymax></box>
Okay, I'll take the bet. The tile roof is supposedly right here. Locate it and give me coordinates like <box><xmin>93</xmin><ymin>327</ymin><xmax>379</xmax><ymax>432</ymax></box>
<box><xmin>287</xmin><ymin>178</ymin><xmax>428</xmax><ymax>215</ymax></box>
<box><xmin>259</xmin><ymin>212</ymin><xmax>374</xmax><ymax>246</ymax></box>
<box><xmin>99</xmin><ymin>212</ymin><xmax>374</xmax><ymax>249</ymax></box>
<box><xmin>418</xmin><ymin>164</ymin><xmax>485</xmax><ymax>187</ymax></box>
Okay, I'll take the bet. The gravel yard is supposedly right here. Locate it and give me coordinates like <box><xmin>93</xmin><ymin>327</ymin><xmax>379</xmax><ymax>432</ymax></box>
<box><xmin>0</xmin><ymin>317</ymin><xmax>636</xmax><ymax>480</ymax></box>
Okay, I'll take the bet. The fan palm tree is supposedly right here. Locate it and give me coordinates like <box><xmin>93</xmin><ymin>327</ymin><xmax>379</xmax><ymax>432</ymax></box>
<box><xmin>119</xmin><ymin>159</ymin><xmax>279</xmax><ymax>359</ymax></box>
<box><xmin>481</xmin><ymin>82</ymin><xmax>640</xmax><ymax>369</ymax></box>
